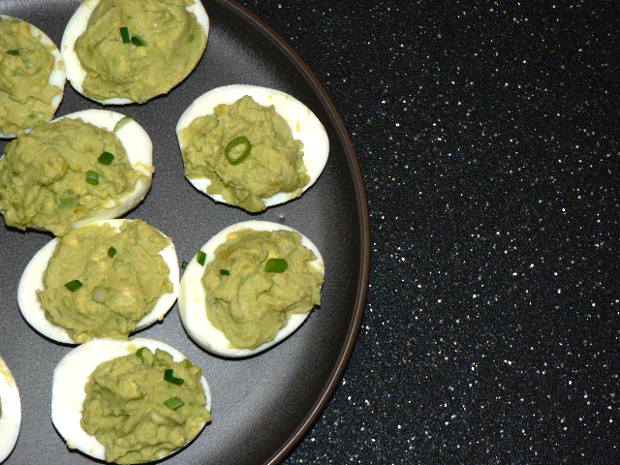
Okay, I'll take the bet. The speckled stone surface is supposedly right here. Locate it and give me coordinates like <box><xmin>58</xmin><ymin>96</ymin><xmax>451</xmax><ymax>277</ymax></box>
<box><xmin>239</xmin><ymin>1</ymin><xmax>619</xmax><ymax>464</ymax></box>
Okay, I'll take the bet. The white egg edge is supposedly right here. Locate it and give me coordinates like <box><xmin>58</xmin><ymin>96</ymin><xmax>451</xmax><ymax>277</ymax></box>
<box><xmin>51</xmin><ymin>337</ymin><xmax>211</xmax><ymax>461</ymax></box>
<box><xmin>61</xmin><ymin>0</ymin><xmax>209</xmax><ymax>105</ymax></box>
<box><xmin>17</xmin><ymin>219</ymin><xmax>179</xmax><ymax>344</ymax></box>
<box><xmin>175</xmin><ymin>84</ymin><xmax>330</xmax><ymax>208</ymax></box>
<box><xmin>178</xmin><ymin>220</ymin><xmax>325</xmax><ymax>358</ymax></box>
<box><xmin>0</xmin><ymin>14</ymin><xmax>67</xmax><ymax>139</ymax></box>
<box><xmin>0</xmin><ymin>356</ymin><xmax>21</xmax><ymax>463</ymax></box>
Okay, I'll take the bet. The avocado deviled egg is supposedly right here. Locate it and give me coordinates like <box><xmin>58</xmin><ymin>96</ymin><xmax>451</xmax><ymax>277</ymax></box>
<box><xmin>0</xmin><ymin>355</ymin><xmax>21</xmax><ymax>463</ymax></box>
<box><xmin>0</xmin><ymin>109</ymin><xmax>153</xmax><ymax>236</ymax></box>
<box><xmin>176</xmin><ymin>84</ymin><xmax>329</xmax><ymax>212</ymax></box>
<box><xmin>62</xmin><ymin>0</ymin><xmax>209</xmax><ymax>104</ymax></box>
<box><xmin>0</xmin><ymin>15</ymin><xmax>66</xmax><ymax>138</ymax></box>
<box><xmin>18</xmin><ymin>219</ymin><xmax>179</xmax><ymax>344</ymax></box>
<box><xmin>179</xmin><ymin>220</ymin><xmax>325</xmax><ymax>357</ymax></box>
<box><xmin>52</xmin><ymin>338</ymin><xmax>211</xmax><ymax>464</ymax></box>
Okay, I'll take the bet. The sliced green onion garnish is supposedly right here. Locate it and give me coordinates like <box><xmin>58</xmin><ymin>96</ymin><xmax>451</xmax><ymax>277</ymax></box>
<box><xmin>107</xmin><ymin>247</ymin><xmax>117</xmax><ymax>258</ymax></box>
<box><xmin>197</xmin><ymin>250</ymin><xmax>206</xmax><ymax>266</ymax></box>
<box><xmin>164</xmin><ymin>369</ymin><xmax>184</xmax><ymax>385</ymax></box>
<box><xmin>114</xmin><ymin>116</ymin><xmax>134</xmax><ymax>132</ymax></box>
<box><xmin>225</xmin><ymin>136</ymin><xmax>252</xmax><ymax>165</ymax></box>
<box><xmin>98</xmin><ymin>152</ymin><xmax>115</xmax><ymax>165</ymax></box>
<box><xmin>65</xmin><ymin>280</ymin><xmax>82</xmax><ymax>291</ymax></box>
<box><xmin>219</xmin><ymin>269</ymin><xmax>230</xmax><ymax>276</ymax></box>
<box><xmin>181</xmin><ymin>260</ymin><xmax>189</xmax><ymax>269</ymax></box>
<box><xmin>120</xmin><ymin>27</ymin><xmax>130</xmax><ymax>43</ymax></box>
<box><xmin>264</xmin><ymin>258</ymin><xmax>288</xmax><ymax>273</ymax></box>
<box><xmin>187</xmin><ymin>33</ymin><xmax>195</xmax><ymax>42</ymax></box>
<box><xmin>164</xmin><ymin>396</ymin><xmax>184</xmax><ymax>410</ymax></box>
<box><xmin>85</xmin><ymin>170</ymin><xmax>99</xmax><ymax>185</ymax></box>
<box><xmin>6</xmin><ymin>50</ymin><xmax>20</xmax><ymax>56</ymax></box>
<box><xmin>136</xmin><ymin>347</ymin><xmax>152</xmax><ymax>364</ymax></box>
<box><xmin>131</xmin><ymin>35</ymin><xmax>146</xmax><ymax>46</ymax></box>
<box><xmin>183</xmin><ymin>359</ymin><xmax>193</xmax><ymax>369</ymax></box>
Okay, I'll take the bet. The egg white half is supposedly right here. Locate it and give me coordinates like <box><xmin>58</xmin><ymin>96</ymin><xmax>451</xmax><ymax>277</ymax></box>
<box><xmin>51</xmin><ymin>337</ymin><xmax>212</xmax><ymax>462</ymax></box>
<box><xmin>17</xmin><ymin>219</ymin><xmax>179</xmax><ymax>344</ymax></box>
<box><xmin>0</xmin><ymin>355</ymin><xmax>21</xmax><ymax>463</ymax></box>
<box><xmin>175</xmin><ymin>84</ymin><xmax>330</xmax><ymax>209</ymax></box>
<box><xmin>179</xmin><ymin>220</ymin><xmax>325</xmax><ymax>357</ymax></box>
<box><xmin>61</xmin><ymin>0</ymin><xmax>209</xmax><ymax>105</ymax></box>
<box><xmin>0</xmin><ymin>15</ymin><xmax>66</xmax><ymax>139</ymax></box>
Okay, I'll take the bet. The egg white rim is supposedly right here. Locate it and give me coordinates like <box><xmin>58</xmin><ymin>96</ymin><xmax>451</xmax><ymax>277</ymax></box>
<box><xmin>51</xmin><ymin>337</ymin><xmax>211</xmax><ymax>461</ymax></box>
<box><xmin>178</xmin><ymin>220</ymin><xmax>325</xmax><ymax>358</ymax></box>
<box><xmin>17</xmin><ymin>219</ymin><xmax>179</xmax><ymax>344</ymax></box>
<box><xmin>0</xmin><ymin>15</ymin><xmax>66</xmax><ymax>139</ymax></box>
<box><xmin>175</xmin><ymin>84</ymin><xmax>330</xmax><ymax>209</ymax></box>
<box><xmin>61</xmin><ymin>0</ymin><xmax>209</xmax><ymax>105</ymax></box>
<box><xmin>0</xmin><ymin>355</ymin><xmax>21</xmax><ymax>463</ymax></box>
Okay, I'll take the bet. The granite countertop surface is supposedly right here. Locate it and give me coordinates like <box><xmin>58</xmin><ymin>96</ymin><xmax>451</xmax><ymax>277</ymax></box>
<box><xmin>238</xmin><ymin>1</ymin><xmax>618</xmax><ymax>464</ymax></box>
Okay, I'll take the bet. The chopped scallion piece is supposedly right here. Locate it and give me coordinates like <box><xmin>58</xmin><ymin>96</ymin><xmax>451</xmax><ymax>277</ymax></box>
<box><xmin>183</xmin><ymin>359</ymin><xmax>193</xmax><ymax>369</ymax></box>
<box><xmin>114</xmin><ymin>116</ymin><xmax>134</xmax><ymax>132</ymax></box>
<box><xmin>98</xmin><ymin>151</ymin><xmax>115</xmax><ymax>165</ymax></box>
<box><xmin>120</xmin><ymin>27</ymin><xmax>130</xmax><ymax>43</ymax></box>
<box><xmin>107</xmin><ymin>247</ymin><xmax>117</xmax><ymax>258</ymax></box>
<box><xmin>264</xmin><ymin>258</ymin><xmax>288</xmax><ymax>273</ymax></box>
<box><xmin>197</xmin><ymin>250</ymin><xmax>206</xmax><ymax>266</ymax></box>
<box><xmin>164</xmin><ymin>369</ymin><xmax>184</xmax><ymax>385</ymax></box>
<box><xmin>225</xmin><ymin>136</ymin><xmax>252</xmax><ymax>165</ymax></box>
<box><xmin>181</xmin><ymin>260</ymin><xmax>189</xmax><ymax>269</ymax></box>
<box><xmin>219</xmin><ymin>269</ymin><xmax>230</xmax><ymax>276</ymax></box>
<box><xmin>164</xmin><ymin>396</ymin><xmax>184</xmax><ymax>410</ymax></box>
<box><xmin>131</xmin><ymin>35</ymin><xmax>146</xmax><ymax>46</ymax></box>
<box><xmin>65</xmin><ymin>280</ymin><xmax>82</xmax><ymax>291</ymax></box>
<box><xmin>136</xmin><ymin>347</ymin><xmax>149</xmax><ymax>364</ymax></box>
<box><xmin>85</xmin><ymin>170</ymin><xmax>99</xmax><ymax>185</ymax></box>
<box><xmin>6</xmin><ymin>50</ymin><xmax>20</xmax><ymax>56</ymax></box>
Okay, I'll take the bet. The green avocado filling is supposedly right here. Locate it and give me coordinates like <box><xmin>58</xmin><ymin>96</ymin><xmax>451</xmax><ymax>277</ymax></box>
<box><xmin>38</xmin><ymin>220</ymin><xmax>172</xmax><ymax>343</ymax></box>
<box><xmin>75</xmin><ymin>0</ymin><xmax>207</xmax><ymax>103</ymax></box>
<box><xmin>0</xmin><ymin>117</ymin><xmax>148</xmax><ymax>236</ymax></box>
<box><xmin>81</xmin><ymin>347</ymin><xmax>210</xmax><ymax>464</ymax></box>
<box><xmin>203</xmin><ymin>229</ymin><xmax>324</xmax><ymax>349</ymax></box>
<box><xmin>180</xmin><ymin>96</ymin><xmax>309</xmax><ymax>212</ymax></box>
<box><xmin>0</xmin><ymin>17</ymin><xmax>63</xmax><ymax>135</ymax></box>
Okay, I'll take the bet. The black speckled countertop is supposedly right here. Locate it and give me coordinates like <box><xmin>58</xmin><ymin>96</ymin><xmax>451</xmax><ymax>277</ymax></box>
<box><xmin>239</xmin><ymin>1</ymin><xmax>618</xmax><ymax>464</ymax></box>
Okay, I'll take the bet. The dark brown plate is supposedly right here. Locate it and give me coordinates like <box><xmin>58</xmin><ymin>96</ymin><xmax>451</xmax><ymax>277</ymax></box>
<box><xmin>0</xmin><ymin>1</ymin><xmax>369</xmax><ymax>464</ymax></box>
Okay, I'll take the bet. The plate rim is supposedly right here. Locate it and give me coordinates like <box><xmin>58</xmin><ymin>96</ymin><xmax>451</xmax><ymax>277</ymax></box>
<box><xmin>212</xmin><ymin>0</ymin><xmax>371</xmax><ymax>463</ymax></box>
<box><xmin>0</xmin><ymin>0</ymin><xmax>370</xmax><ymax>462</ymax></box>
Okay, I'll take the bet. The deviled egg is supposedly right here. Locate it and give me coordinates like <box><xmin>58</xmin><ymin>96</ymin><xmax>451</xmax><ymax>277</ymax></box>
<box><xmin>52</xmin><ymin>338</ymin><xmax>211</xmax><ymax>464</ymax></box>
<box><xmin>0</xmin><ymin>109</ymin><xmax>153</xmax><ymax>236</ymax></box>
<box><xmin>179</xmin><ymin>220</ymin><xmax>325</xmax><ymax>357</ymax></box>
<box><xmin>0</xmin><ymin>15</ymin><xmax>66</xmax><ymax>138</ymax></box>
<box><xmin>18</xmin><ymin>219</ymin><xmax>179</xmax><ymax>344</ymax></box>
<box><xmin>61</xmin><ymin>0</ymin><xmax>209</xmax><ymax>104</ymax></box>
<box><xmin>0</xmin><ymin>355</ymin><xmax>21</xmax><ymax>463</ymax></box>
<box><xmin>176</xmin><ymin>84</ymin><xmax>329</xmax><ymax>212</ymax></box>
